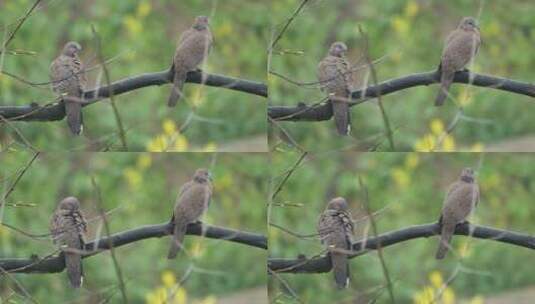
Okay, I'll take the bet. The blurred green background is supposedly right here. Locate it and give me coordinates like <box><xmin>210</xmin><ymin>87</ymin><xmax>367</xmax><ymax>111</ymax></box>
<box><xmin>0</xmin><ymin>152</ymin><xmax>268</xmax><ymax>303</ymax></box>
<box><xmin>269</xmin><ymin>151</ymin><xmax>535</xmax><ymax>303</ymax></box>
<box><xmin>269</xmin><ymin>0</ymin><xmax>535</xmax><ymax>152</ymax></box>
<box><xmin>0</xmin><ymin>0</ymin><xmax>268</xmax><ymax>152</ymax></box>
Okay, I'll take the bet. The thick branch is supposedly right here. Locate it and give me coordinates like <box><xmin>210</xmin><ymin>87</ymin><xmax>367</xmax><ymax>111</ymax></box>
<box><xmin>268</xmin><ymin>222</ymin><xmax>535</xmax><ymax>274</ymax></box>
<box><xmin>0</xmin><ymin>221</ymin><xmax>266</xmax><ymax>274</ymax></box>
<box><xmin>269</xmin><ymin>70</ymin><xmax>535</xmax><ymax>121</ymax></box>
<box><xmin>0</xmin><ymin>70</ymin><xmax>267</xmax><ymax>122</ymax></box>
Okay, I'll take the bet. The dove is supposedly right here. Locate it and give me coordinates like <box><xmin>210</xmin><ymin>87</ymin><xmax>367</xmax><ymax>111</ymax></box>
<box><xmin>436</xmin><ymin>168</ymin><xmax>479</xmax><ymax>259</ymax></box>
<box><xmin>317</xmin><ymin>197</ymin><xmax>354</xmax><ymax>288</ymax></box>
<box><xmin>435</xmin><ymin>17</ymin><xmax>481</xmax><ymax>106</ymax></box>
<box><xmin>49</xmin><ymin>197</ymin><xmax>87</xmax><ymax>288</ymax></box>
<box><xmin>50</xmin><ymin>41</ymin><xmax>87</xmax><ymax>135</ymax></box>
<box><xmin>318</xmin><ymin>42</ymin><xmax>354</xmax><ymax>135</ymax></box>
<box><xmin>168</xmin><ymin>168</ymin><xmax>212</xmax><ymax>259</ymax></box>
<box><xmin>168</xmin><ymin>16</ymin><xmax>213</xmax><ymax>107</ymax></box>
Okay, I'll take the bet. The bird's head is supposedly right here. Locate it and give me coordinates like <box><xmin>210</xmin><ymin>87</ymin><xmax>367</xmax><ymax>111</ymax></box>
<box><xmin>459</xmin><ymin>17</ymin><xmax>479</xmax><ymax>31</ymax></box>
<box><xmin>328</xmin><ymin>42</ymin><xmax>348</xmax><ymax>57</ymax></box>
<box><xmin>58</xmin><ymin>196</ymin><xmax>81</xmax><ymax>211</ymax></box>
<box><xmin>326</xmin><ymin>197</ymin><xmax>349</xmax><ymax>211</ymax></box>
<box><xmin>193</xmin><ymin>168</ymin><xmax>212</xmax><ymax>183</ymax></box>
<box><xmin>193</xmin><ymin>15</ymin><xmax>210</xmax><ymax>30</ymax></box>
<box><xmin>62</xmin><ymin>41</ymin><xmax>82</xmax><ymax>57</ymax></box>
<box><xmin>459</xmin><ymin>167</ymin><xmax>475</xmax><ymax>183</ymax></box>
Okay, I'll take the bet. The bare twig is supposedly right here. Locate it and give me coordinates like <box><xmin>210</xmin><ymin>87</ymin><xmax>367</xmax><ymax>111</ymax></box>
<box><xmin>270</xmin><ymin>0</ymin><xmax>309</xmax><ymax>51</ymax></box>
<box><xmin>91</xmin><ymin>177</ymin><xmax>128</xmax><ymax>303</ymax></box>
<box><xmin>358</xmin><ymin>26</ymin><xmax>395</xmax><ymax>151</ymax></box>
<box><xmin>2</xmin><ymin>152</ymin><xmax>39</xmax><ymax>201</ymax></box>
<box><xmin>0</xmin><ymin>0</ymin><xmax>42</xmax><ymax>55</ymax></box>
<box><xmin>91</xmin><ymin>25</ymin><xmax>128</xmax><ymax>151</ymax></box>
<box><xmin>271</xmin><ymin>151</ymin><xmax>308</xmax><ymax>200</ymax></box>
<box><xmin>358</xmin><ymin>177</ymin><xmax>395</xmax><ymax>303</ymax></box>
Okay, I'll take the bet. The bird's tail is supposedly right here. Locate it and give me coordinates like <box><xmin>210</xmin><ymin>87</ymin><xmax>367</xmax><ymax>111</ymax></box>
<box><xmin>168</xmin><ymin>69</ymin><xmax>187</xmax><ymax>107</ymax></box>
<box><xmin>167</xmin><ymin>221</ymin><xmax>187</xmax><ymax>259</ymax></box>
<box><xmin>331</xmin><ymin>251</ymin><xmax>349</xmax><ymax>289</ymax></box>
<box><xmin>65</xmin><ymin>252</ymin><xmax>83</xmax><ymax>288</ymax></box>
<box><xmin>435</xmin><ymin>72</ymin><xmax>454</xmax><ymax>106</ymax></box>
<box><xmin>332</xmin><ymin>97</ymin><xmax>350</xmax><ymax>136</ymax></box>
<box><xmin>65</xmin><ymin>98</ymin><xmax>83</xmax><ymax>135</ymax></box>
<box><xmin>435</xmin><ymin>222</ymin><xmax>456</xmax><ymax>259</ymax></box>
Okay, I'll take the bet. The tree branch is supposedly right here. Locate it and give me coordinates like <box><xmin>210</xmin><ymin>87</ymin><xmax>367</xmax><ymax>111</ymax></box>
<box><xmin>268</xmin><ymin>70</ymin><xmax>535</xmax><ymax>121</ymax></box>
<box><xmin>0</xmin><ymin>69</ymin><xmax>267</xmax><ymax>122</ymax></box>
<box><xmin>268</xmin><ymin>222</ymin><xmax>535</xmax><ymax>274</ymax></box>
<box><xmin>0</xmin><ymin>221</ymin><xmax>266</xmax><ymax>274</ymax></box>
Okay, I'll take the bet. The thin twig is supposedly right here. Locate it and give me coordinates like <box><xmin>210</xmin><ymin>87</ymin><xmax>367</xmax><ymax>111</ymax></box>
<box><xmin>2</xmin><ymin>151</ymin><xmax>39</xmax><ymax>201</ymax></box>
<box><xmin>91</xmin><ymin>177</ymin><xmax>128</xmax><ymax>303</ymax></box>
<box><xmin>91</xmin><ymin>25</ymin><xmax>128</xmax><ymax>151</ymax></box>
<box><xmin>358</xmin><ymin>25</ymin><xmax>395</xmax><ymax>151</ymax></box>
<box><xmin>0</xmin><ymin>0</ymin><xmax>42</xmax><ymax>55</ymax></box>
<box><xmin>358</xmin><ymin>177</ymin><xmax>395</xmax><ymax>303</ymax></box>
<box><xmin>270</xmin><ymin>0</ymin><xmax>309</xmax><ymax>51</ymax></box>
<box><xmin>271</xmin><ymin>151</ymin><xmax>308</xmax><ymax>200</ymax></box>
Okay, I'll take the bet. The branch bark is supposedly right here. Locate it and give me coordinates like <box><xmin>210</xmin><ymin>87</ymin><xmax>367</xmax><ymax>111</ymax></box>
<box><xmin>0</xmin><ymin>221</ymin><xmax>266</xmax><ymax>274</ymax></box>
<box><xmin>268</xmin><ymin>222</ymin><xmax>535</xmax><ymax>274</ymax></box>
<box><xmin>268</xmin><ymin>70</ymin><xmax>535</xmax><ymax>121</ymax></box>
<box><xmin>0</xmin><ymin>69</ymin><xmax>267</xmax><ymax>122</ymax></box>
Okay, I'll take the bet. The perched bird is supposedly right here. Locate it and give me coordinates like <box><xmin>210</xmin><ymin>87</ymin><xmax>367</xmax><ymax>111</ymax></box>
<box><xmin>168</xmin><ymin>168</ymin><xmax>212</xmax><ymax>259</ymax></box>
<box><xmin>49</xmin><ymin>197</ymin><xmax>87</xmax><ymax>288</ymax></box>
<box><xmin>318</xmin><ymin>42</ymin><xmax>354</xmax><ymax>136</ymax></box>
<box><xmin>435</xmin><ymin>17</ymin><xmax>481</xmax><ymax>106</ymax></box>
<box><xmin>317</xmin><ymin>197</ymin><xmax>354</xmax><ymax>289</ymax></box>
<box><xmin>168</xmin><ymin>16</ymin><xmax>213</xmax><ymax>107</ymax></box>
<box><xmin>436</xmin><ymin>168</ymin><xmax>480</xmax><ymax>259</ymax></box>
<box><xmin>50</xmin><ymin>41</ymin><xmax>87</xmax><ymax>135</ymax></box>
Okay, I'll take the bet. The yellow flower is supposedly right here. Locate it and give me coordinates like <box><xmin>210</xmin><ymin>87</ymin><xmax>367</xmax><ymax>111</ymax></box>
<box><xmin>413</xmin><ymin>286</ymin><xmax>434</xmax><ymax>304</ymax></box>
<box><xmin>430</xmin><ymin>119</ymin><xmax>444</xmax><ymax>135</ymax></box>
<box><xmin>161</xmin><ymin>270</ymin><xmax>176</xmax><ymax>288</ymax></box>
<box><xmin>392</xmin><ymin>16</ymin><xmax>409</xmax><ymax>36</ymax></box>
<box><xmin>173</xmin><ymin>287</ymin><xmax>187</xmax><ymax>304</ymax></box>
<box><xmin>469</xmin><ymin>296</ymin><xmax>484</xmax><ymax>304</ymax></box>
<box><xmin>415</xmin><ymin>134</ymin><xmax>436</xmax><ymax>152</ymax></box>
<box><xmin>137</xmin><ymin>1</ymin><xmax>152</xmax><ymax>18</ymax></box>
<box><xmin>124</xmin><ymin>168</ymin><xmax>142</xmax><ymax>188</ymax></box>
<box><xmin>404</xmin><ymin>0</ymin><xmax>419</xmax><ymax>18</ymax></box>
<box><xmin>470</xmin><ymin>143</ymin><xmax>484</xmax><ymax>152</ymax></box>
<box><xmin>163</xmin><ymin>119</ymin><xmax>177</xmax><ymax>136</ymax></box>
<box><xmin>391</xmin><ymin>167</ymin><xmax>410</xmax><ymax>188</ymax></box>
<box><xmin>137</xmin><ymin>154</ymin><xmax>152</xmax><ymax>170</ymax></box>
<box><xmin>195</xmin><ymin>296</ymin><xmax>217</xmax><ymax>304</ymax></box>
<box><xmin>441</xmin><ymin>135</ymin><xmax>455</xmax><ymax>152</ymax></box>
<box><xmin>442</xmin><ymin>287</ymin><xmax>456</xmax><ymax>304</ymax></box>
<box><xmin>171</xmin><ymin>134</ymin><xmax>189</xmax><ymax>152</ymax></box>
<box><xmin>147</xmin><ymin>135</ymin><xmax>168</xmax><ymax>152</ymax></box>
<box><xmin>202</xmin><ymin>143</ymin><xmax>217</xmax><ymax>152</ymax></box>
<box><xmin>123</xmin><ymin>15</ymin><xmax>142</xmax><ymax>36</ymax></box>
<box><xmin>429</xmin><ymin>271</ymin><xmax>443</xmax><ymax>288</ymax></box>
<box><xmin>405</xmin><ymin>153</ymin><xmax>419</xmax><ymax>169</ymax></box>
